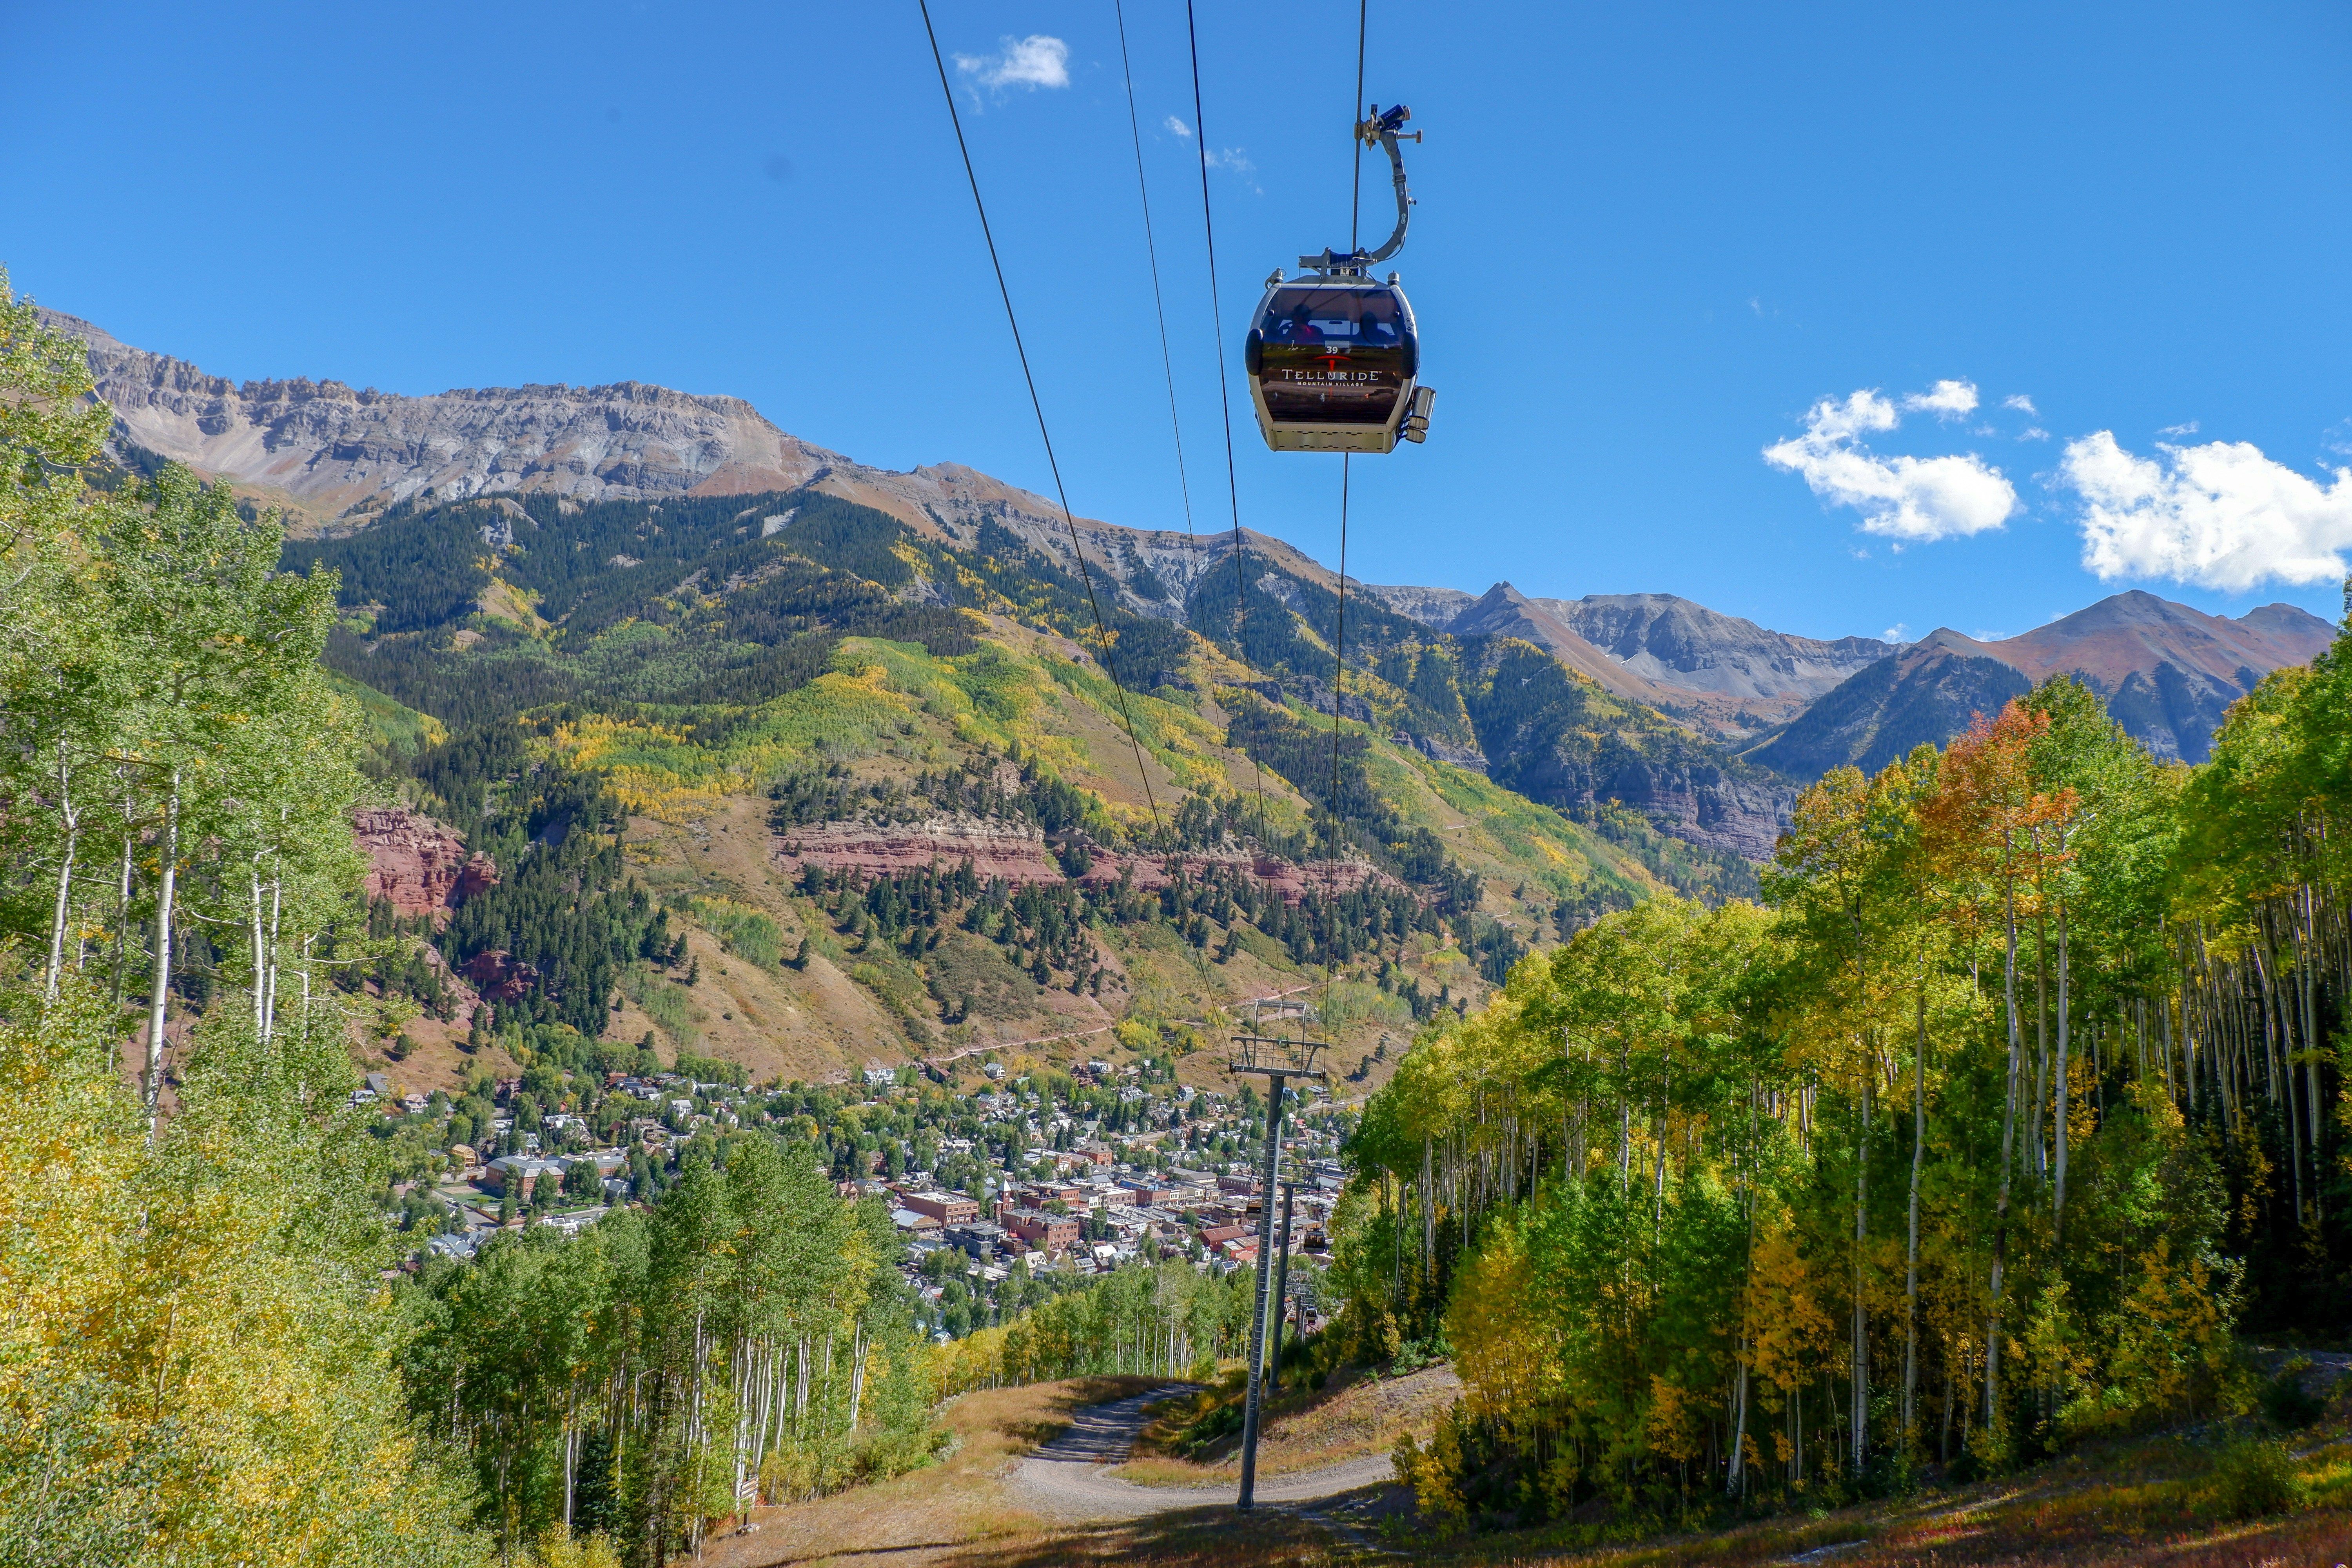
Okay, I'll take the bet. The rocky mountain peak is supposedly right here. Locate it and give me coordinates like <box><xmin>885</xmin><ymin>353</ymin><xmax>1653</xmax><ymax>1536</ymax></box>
<box><xmin>1751</xmin><ymin>592</ymin><xmax>2339</xmax><ymax>776</ymax></box>
<box><xmin>1539</xmin><ymin>592</ymin><xmax>1896</xmax><ymax>707</ymax></box>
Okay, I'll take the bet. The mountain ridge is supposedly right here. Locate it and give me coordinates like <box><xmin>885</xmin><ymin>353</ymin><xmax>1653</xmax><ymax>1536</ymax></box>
<box><xmin>1750</xmin><ymin>592</ymin><xmax>2336</xmax><ymax>775</ymax></box>
<box><xmin>46</xmin><ymin>306</ymin><xmax>1898</xmax><ymax>687</ymax></box>
<box><xmin>46</xmin><ymin>305</ymin><xmax>2340</xmax><ymax>802</ymax></box>
<box><xmin>1363</xmin><ymin>583</ymin><xmax>1900</xmax><ymax>738</ymax></box>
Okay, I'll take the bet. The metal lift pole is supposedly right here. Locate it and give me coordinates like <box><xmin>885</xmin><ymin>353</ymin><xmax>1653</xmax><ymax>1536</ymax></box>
<box><xmin>1265</xmin><ymin>1178</ymin><xmax>1298</xmax><ymax>1396</ymax></box>
<box><xmin>1227</xmin><ymin>1022</ymin><xmax>1326</xmax><ymax>1510</ymax></box>
<box><xmin>1236</xmin><ymin>1067</ymin><xmax>1286</xmax><ymax>1510</ymax></box>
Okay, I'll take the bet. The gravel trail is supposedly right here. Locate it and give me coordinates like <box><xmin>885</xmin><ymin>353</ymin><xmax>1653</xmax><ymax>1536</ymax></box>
<box><xmin>1010</xmin><ymin>1383</ymin><xmax>1397</xmax><ymax>1521</ymax></box>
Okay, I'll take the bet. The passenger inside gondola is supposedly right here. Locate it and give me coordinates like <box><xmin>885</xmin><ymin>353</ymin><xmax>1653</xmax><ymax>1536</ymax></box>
<box><xmin>1279</xmin><ymin>302</ymin><xmax>1324</xmax><ymax>347</ymax></box>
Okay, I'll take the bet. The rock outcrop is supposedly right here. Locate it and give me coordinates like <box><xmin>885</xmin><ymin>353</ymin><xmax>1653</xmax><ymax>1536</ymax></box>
<box><xmin>776</xmin><ymin>815</ymin><xmax>1390</xmax><ymax>904</ymax></box>
<box><xmin>1540</xmin><ymin>593</ymin><xmax>1896</xmax><ymax>708</ymax></box>
<box><xmin>1446</xmin><ymin>584</ymin><xmax>1704</xmax><ymax>714</ymax></box>
<box><xmin>356</xmin><ymin>808</ymin><xmax>496</xmax><ymax>923</ymax></box>
<box><xmin>462</xmin><ymin>950</ymin><xmax>538</xmax><ymax>1004</ymax></box>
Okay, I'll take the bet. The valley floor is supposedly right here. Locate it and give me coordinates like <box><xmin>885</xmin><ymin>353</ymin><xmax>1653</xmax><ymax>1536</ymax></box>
<box><xmin>708</xmin><ymin>1373</ymin><xmax>2352</xmax><ymax>1568</ymax></box>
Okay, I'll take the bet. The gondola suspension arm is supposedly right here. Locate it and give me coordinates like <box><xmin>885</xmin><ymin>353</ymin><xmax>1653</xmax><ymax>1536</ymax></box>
<box><xmin>1301</xmin><ymin>104</ymin><xmax>1419</xmax><ymax>275</ymax></box>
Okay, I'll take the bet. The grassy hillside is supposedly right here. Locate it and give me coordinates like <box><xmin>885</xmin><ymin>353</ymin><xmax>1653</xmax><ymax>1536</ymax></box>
<box><xmin>298</xmin><ymin>487</ymin><xmax>1723</xmax><ymax>1086</ymax></box>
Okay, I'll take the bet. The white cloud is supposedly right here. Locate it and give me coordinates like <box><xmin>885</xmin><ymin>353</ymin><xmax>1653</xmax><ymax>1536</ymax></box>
<box><xmin>2158</xmin><ymin>420</ymin><xmax>2200</xmax><ymax>437</ymax></box>
<box><xmin>1804</xmin><ymin>388</ymin><xmax>1900</xmax><ymax>442</ymax></box>
<box><xmin>2003</xmin><ymin>394</ymin><xmax>2038</xmax><ymax>414</ymax></box>
<box><xmin>1202</xmin><ymin>147</ymin><xmax>1254</xmax><ymax>174</ymax></box>
<box><xmin>1163</xmin><ymin>114</ymin><xmax>1192</xmax><ymax>138</ymax></box>
<box><xmin>1882</xmin><ymin>622</ymin><xmax>1910</xmax><ymax>642</ymax></box>
<box><xmin>1902</xmin><ymin>379</ymin><xmax>1979</xmax><ymax>419</ymax></box>
<box><xmin>1763</xmin><ymin>385</ymin><xmax>2018</xmax><ymax>543</ymax></box>
<box><xmin>954</xmin><ymin>34</ymin><xmax>1069</xmax><ymax>91</ymax></box>
<box><xmin>2062</xmin><ymin>430</ymin><xmax>2352</xmax><ymax>591</ymax></box>
<box><xmin>2020</xmin><ymin>426</ymin><xmax>2050</xmax><ymax>442</ymax></box>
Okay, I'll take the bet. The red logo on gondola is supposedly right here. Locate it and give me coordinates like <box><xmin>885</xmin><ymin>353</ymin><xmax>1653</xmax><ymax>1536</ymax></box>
<box><xmin>1316</xmin><ymin>350</ymin><xmax>1350</xmax><ymax>371</ymax></box>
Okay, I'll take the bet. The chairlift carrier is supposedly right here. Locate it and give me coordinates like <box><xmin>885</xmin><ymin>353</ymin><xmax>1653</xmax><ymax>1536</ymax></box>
<box><xmin>1244</xmin><ymin>104</ymin><xmax>1434</xmax><ymax>454</ymax></box>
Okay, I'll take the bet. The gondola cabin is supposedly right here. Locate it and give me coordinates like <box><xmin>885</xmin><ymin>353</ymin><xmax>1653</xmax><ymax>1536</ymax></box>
<box><xmin>1244</xmin><ymin>276</ymin><xmax>1429</xmax><ymax>453</ymax></box>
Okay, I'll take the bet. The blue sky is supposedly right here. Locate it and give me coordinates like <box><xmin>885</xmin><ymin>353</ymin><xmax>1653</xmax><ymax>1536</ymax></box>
<box><xmin>7</xmin><ymin>1</ymin><xmax>2352</xmax><ymax>641</ymax></box>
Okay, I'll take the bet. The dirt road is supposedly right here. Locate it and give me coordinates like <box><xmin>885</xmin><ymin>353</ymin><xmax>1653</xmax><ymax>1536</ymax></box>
<box><xmin>1011</xmin><ymin>1382</ymin><xmax>1398</xmax><ymax>1521</ymax></box>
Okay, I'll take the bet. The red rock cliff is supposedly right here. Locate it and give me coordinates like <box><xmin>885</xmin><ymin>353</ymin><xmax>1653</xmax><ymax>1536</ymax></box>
<box><xmin>356</xmin><ymin>807</ymin><xmax>497</xmax><ymax>923</ymax></box>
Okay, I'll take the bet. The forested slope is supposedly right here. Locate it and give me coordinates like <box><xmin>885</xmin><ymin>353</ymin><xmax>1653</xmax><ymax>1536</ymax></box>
<box><xmin>274</xmin><ymin>464</ymin><xmax>1766</xmax><ymax>1090</ymax></box>
<box><xmin>1325</xmin><ymin>619</ymin><xmax>2352</xmax><ymax>1530</ymax></box>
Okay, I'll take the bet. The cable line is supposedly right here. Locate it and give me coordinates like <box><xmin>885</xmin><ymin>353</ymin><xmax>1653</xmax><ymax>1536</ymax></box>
<box><xmin>1326</xmin><ymin>0</ymin><xmax>1370</xmax><ymax>888</ymax></box>
<box><xmin>1184</xmin><ymin>0</ymin><xmax>1272</xmax><ymax>844</ymax></box>
<box><xmin>1350</xmin><ymin>0</ymin><xmax>1369</xmax><ymax>246</ymax></box>
<box><xmin>916</xmin><ymin>0</ymin><xmax>1162</xmax><ymax>840</ymax></box>
<box><xmin>1112</xmin><ymin>0</ymin><xmax>1201</xmax><ymax>588</ymax></box>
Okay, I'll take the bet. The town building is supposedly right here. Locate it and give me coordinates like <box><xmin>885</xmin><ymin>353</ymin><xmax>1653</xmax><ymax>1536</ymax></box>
<box><xmin>902</xmin><ymin>1190</ymin><xmax>979</xmax><ymax>1226</ymax></box>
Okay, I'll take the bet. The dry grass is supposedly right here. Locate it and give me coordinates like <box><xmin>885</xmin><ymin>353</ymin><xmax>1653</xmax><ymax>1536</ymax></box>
<box><xmin>1461</xmin><ymin>1508</ymin><xmax>2352</xmax><ymax>1568</ymax></box>
<box><xmin>1119</xmin><ymin>1363</ymin><xmax>1461</xmax><ymax>1487</ymax></box>
<box><xmin>1405</xmin><ymin>1416</ymin><xmax>2352</xmax><ymax>1568</ymax></box>
<box><xmin>916</xmin><ymin>1510</ymin><xmax>1354</xmax><ymax>1567</ymax></box>
<box><xmin>704</xmin><ymin>1376</ymin><xmax>1164</xmax><ymax>1568</ymax></box>
<box><xmin>696</xmin><ymin>1371</ymin><xmax>2352</xmax><ymax>1568</ymax></box>
<box><xmin>707</xmin><ymin>1374</ymin><xmax>1371</xmax><ymax>1568</ymax></box>
<box><xmin>621</xmin><ymin>795</ymin><xmax>915</xmax><ymax>1083</ymax></box>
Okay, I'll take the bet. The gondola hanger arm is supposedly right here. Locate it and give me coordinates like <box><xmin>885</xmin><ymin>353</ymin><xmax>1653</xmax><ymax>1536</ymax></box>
<box><xmin>1300</xmin><ymin>103</ymin><xmax>1421</xmax><ymax>274</ymax></box>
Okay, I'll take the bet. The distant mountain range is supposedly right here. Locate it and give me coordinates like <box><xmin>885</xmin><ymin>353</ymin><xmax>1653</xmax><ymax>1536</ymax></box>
<box><xmin>1363</xmin><ymin>583</ymin><xmax>1898</xmax><ymax>735</ymax></box>
<box><xmin>1748</xmin><ymin>592</ymin><xmax>2335</xmax><ymax>772</ymax></box>
<box><xmin>47</xmin><ymin>306</ymin><xmax>2341</xmax><ymax>827</ymax></box>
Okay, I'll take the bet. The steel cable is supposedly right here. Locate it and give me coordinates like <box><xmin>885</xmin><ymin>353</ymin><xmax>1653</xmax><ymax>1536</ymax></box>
<box><xmin>916</xmin><ymin>0</ymin><xmax>1162</xmax><ymax>839</ymax></box>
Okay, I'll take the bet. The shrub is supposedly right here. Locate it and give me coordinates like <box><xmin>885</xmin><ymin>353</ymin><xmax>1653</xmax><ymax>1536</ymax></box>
<box><xmin>694</xmin><ymin>899</ymin><xmax>784</xmax><ymax>969</ymax></box>
<box><xmin>2257</xmin><ymin>1357</ymin><xmax>2326</xmax><ymax>1430</ymax></box>
<box><xmin>622</xmin><ymin>963</ymin><xmax>699</xmax><ymax>1047</ymax></box>
<box><xmin>2203</xmin><ymin>1433</ymin><xmax>2306</xmax><ymax>1520</ymax></box>
<box><xmin>1392</xmin><ymin>1427</ymin><xmax>1466</xmax><ymax>1519</ymax></box>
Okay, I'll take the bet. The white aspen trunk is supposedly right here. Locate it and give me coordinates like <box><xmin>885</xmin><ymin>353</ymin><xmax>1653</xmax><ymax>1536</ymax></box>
<box><xmin>754</xmin><ymin>1339</ymin><xmax>775</xmax><ymax>1487</ymax></box>
<box><xmin>733</xmin><ymin>1341</ymin><xmax>753</xmax><ymax>1525</ymax></box>
<box><xmin>564</xmin><ymin>1384</ymin><xmax>579</xmax><ymax>1530</ymax></box>
<box><xmin>1851</xmin><ymin>1071</ymin><xmax>1868</xmax><ymax>1475</ymax></box>
<box><xmin>44</xmin><ymin>740</ymin><xmax>78</xmax><ymax>1000</ymax></box>
<box><xmin>850</xmin><ymin>1327</ymin><xmax>868</xmax><ymax>1430</ymax></box>
<box><xmin>143</xmin><ymin>771</ymin><xmax>181</xmax><ymax>1138</ymax></box>
<box><xmin>2029</xmin><ymin>899</ymin><xmax>2051</xmax><ymax>1181</ymax></box>
<box><xmin>110</xmin><ymin>777</ymin><xmax>136</xmax><ymax>1009</ymax></box>
<box><xmin>2302</xmin><ymin>884</ymin><xmax>2324</xmax><ymax>1221</ymax></box>
<box><xmin>689</xmin><ymin>1308</ymin><xmax>706</xmax><ymax>1526</ymax></box>
<box><xmin>2253</xmin><ymin>936</ymin><xmax>2301</xmax><ymax>1221</ymax></box>
<box><xmin>1726</xmin><ymin>1347</ymin><xmax>1749</xmax><ymax>1495</ymax></box>
<box><xmin>2161</xmin><ymin>974</ymin><xmax>2178</xmax><ymax>1106</ymax></box>
<box><xmin>2053</xmin><ymin>900</ymin><xmax>2072</xmax><ymax>1241</ymax></box>
<box><xmin>1904</xmin><ymin>967</ymin><xmax>1926</xmax><ymax>1442</ymax></box>
<box><xmin>250</xmin><ymin>862</ymin><xmax>269</xmax><ymax>1038</ymax></box>
<box><xmin>1988</xmin><ymin>840</ymin><xmax>2022</xmax><ymax>1430</ymax></box>
<box><xmin>1728</xmin><ymin>1176</ymin><xmax>1755</xmax><ymax>1497</ymax></box>
<box><xmin>262</xmin><ymin>855</ymin><xmax>283</xmax><ymax>1044</ymax></box>
<box><xmin>1420</xmin><ymin>1138</ymin><xmax>1434</xmax><ymax>1284</ymax></box>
